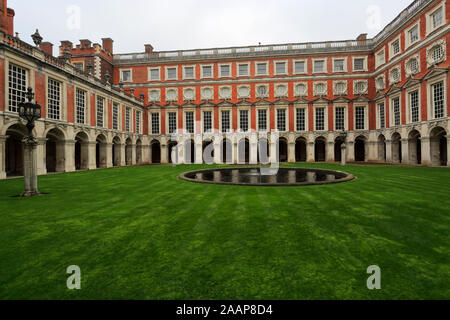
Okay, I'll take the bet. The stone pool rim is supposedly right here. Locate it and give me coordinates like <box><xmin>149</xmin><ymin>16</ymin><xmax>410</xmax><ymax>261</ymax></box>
<box><xmin>178</xmin><ymin>167</ymin><xmax>356</xmax><ymax>187</ymax></box>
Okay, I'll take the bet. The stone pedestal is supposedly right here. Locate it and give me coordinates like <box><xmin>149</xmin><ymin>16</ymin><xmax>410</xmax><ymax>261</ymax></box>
<box><xmin>21</xmin><ymin>136</ymin><xmax>40</xmax><ymax>197</ymax></box>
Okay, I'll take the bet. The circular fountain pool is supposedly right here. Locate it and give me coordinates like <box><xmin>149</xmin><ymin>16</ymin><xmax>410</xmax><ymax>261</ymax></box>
<box><xmin>179</xmin><ymin>167</ymin><xmax>355</xmax><ymax>186</ymax></box>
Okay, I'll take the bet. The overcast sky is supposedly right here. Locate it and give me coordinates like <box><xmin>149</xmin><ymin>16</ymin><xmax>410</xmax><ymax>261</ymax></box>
<box><xmin>9</xmin><ymin>0</ymin><xmax>413</xmax><ymax>55</ymax></box>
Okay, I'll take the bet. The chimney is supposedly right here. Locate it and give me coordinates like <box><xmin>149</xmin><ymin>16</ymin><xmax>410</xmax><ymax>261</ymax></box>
<box><xmin>59</xmin><ymin>41</ymin><xmax>73</xmax><ymax>56</ymax></box>
<box><xmin>80</xmin><ymin>39</ymin><xmax>92</xmax><ymax>49</ymax></box>
<box><xmin>145</xmin><ymin>44</ymin><xmax>154</xmax><ymax>53</ymax></box>
<box><xmin>357</xmin><ymin>33</ymin><xmax>367</xmax><ymax>41</ymax></box>
<box><xmin>6</xmin><ymin>8</ymin><xmax>14</xmax><ymax>36</ymax></box>
<box><xmin>102</xmin><ymin>38</ymin><xmax>113</xmax><ymax>55</ymax></box>
<box><xmin>40</xmin><ymin>42</ymin><xmax>53</xmax><ymax>56</ymax></box>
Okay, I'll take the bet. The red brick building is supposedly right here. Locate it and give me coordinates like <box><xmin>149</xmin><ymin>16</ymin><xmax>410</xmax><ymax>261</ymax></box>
<box><xmin>0</xmin><ymin>0</ymin><xmax>448</xmax><ymax>179</ymax></box>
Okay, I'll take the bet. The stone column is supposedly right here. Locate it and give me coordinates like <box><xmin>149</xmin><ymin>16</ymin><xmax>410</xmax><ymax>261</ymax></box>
<box><xmin>131</xmin><ymin>144</ymin><xmax>136</xmax><ymax>165</ymax></box>
<box><xmin>214</xmin><ymin>139</ymin><xmax>221</xmax><ymax>164</ymax></box>
<box><xmin>306</xmin><ymin>142</ymin><xmax>315</xmax><ymax>162</ymax></box>
<box><xmin>106</xmin><ymin>143</ymin><xmax>113</xmax><ymax>168</ymax></box>
<box><xmin>64</xmin><ymin>140</ymin><xmax>76</xmax><ymax>172</ymax></box>
<box><xmin>367</xmin><ymin>141</ymin><xmax>378</xmax><ymax>162</ymax></box>
<box><xmin>447</xmin><ymin>135</ymin><xmax>450</xmax><ymax>167</ymax></box>
<box><xmin>55</xmin><ymin>140</ymin><xmax>66</xmax><ymax>172</ymax></box>
<box><xmin>250</xmin><ymin>141</ymin><xmax>258</xmax><ymax>164</ymax></box>
<box><xmin>119</xmin><ymin>143</ymin><xmax>126</xmax><ymax>166</ymax></box>
<box><xmin>233</xmin><ymin>142</ymin><xmax>239</xmax><ymax>164</ymax></box>
<box><xmin>346</xmin><ymin>141</ymin><xmax>355</xmax><ymax>162</ymax></box>
<box><xmin>22</xmin><ymin>137</ymin><xmax>40</xmax><ymax>197</ymax></box>
<box><xmin>288</xmin><ymin>142</ymin><xmax>295</xmax><ymax>163</ymax></box>
<box><xmin>87</xmin><ymin>141</ymin><xmax>97</xmax><ymax>170</ymax></box>
<box><xmin>161</xmin><ymin>143</ymin><xmax>169</xmax><ymax>164</ymax></box>
<box><xmin>326</xmin><ymin>142</ymin><xmax>334</xmax><ymax>162</ymax></box>
<box><xmin>0</xmin><ymin>135</ymin><xmax>7</xmax><ymax>180</ymax></box>
<box><xmin>341</xmin><ymin>143</ymin><xmax>346</xmax><ymax>166</ymax></box>
<box><xmin>142</xmin><ymin>145</ymin><xmax>150</xmax><ymax>164</ymax></box>
<box><xmin>36</xmin><ymin>137</ymin><xmax>47</xmax><ymax>175</ymax></box>
<box><xmin>269</xmin><ymin>141</ymin><xmax>278</xmax><ymax>164</ymax></box>
<box><xmin>401</xmin><ymin>139</ymin><xmax>409</xmax><ymax>165</ymax></box>
<box><xmin>385</xmin><ymin>140</ymin><xmax>393</xmax><ymax>163</ymax></box>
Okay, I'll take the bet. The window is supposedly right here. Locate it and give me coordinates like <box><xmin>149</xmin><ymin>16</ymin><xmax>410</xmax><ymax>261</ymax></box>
<box><xmin>151</xmin><ymin>113</ymin><xmax>160</xmax><ymax>134</ymax></box>
<box><xmin>294</xmin><ymin>61</ymin><xmax>306</xmax><ymax>74</ymax></box>
<box><xmin>48</xmin><ymin>78</ymin><xmax>61</xmax><ymax>120</ymax></box>
<box><xmin>409</xmin><ymin>26</ymin><xmax>419</xmax><ymax>44</ymax></box>
<box><xmin>239</xmin><ymin>110</ymin><xmax>249</xmax><ymax>132</ymax></box>
<box><xmin>96</xmin><ymin>96</ymin><xmax>104</xmax><ymax>127</ymax></box>
<box><xmin>376</xmin><ymin>50</ymin><xmax>385</xmax><ymax>67</ymax></box>
<box><xmin>184</xmin><ymin>66</ymin><xmax>195</xmax><ymax>79</ymax></box>
<box><xmin>314</xmin><ymin>82</ymin><xmax>327</xmax><ymax>96</ymax></box>
<box><xmin>355</xmin><ymin>106</ymin><xmax>365</xmax><ymax>130</ymax></box>
<box><xmin>220</xmin><ymin>65</ymin><xmax>231</xmax><ymax>78</ymax></box>
<box><xmin>258</xmin><ymin>109</ymin><xmax>267</xmax><ymax>131</ymax></box>
<box><xmin>429</xmin><ymin>44</ymin><xmax>444</xmax><ymax>65</ymax></box>
<box><xmin>376</xmin><ymin>77</ymin><xmax>385</xmax><ymax>91</ymax></box>
<box><xmin>391</xmin><ymin>68</ymin><xmax>400</xmax><ymax>84</ymax></box>
<box><xmin>353</xmin><ymin>58</ymin><xmax>365</xmax><ymax>71</ymax></box>
<box><xmin>335</xmin><ymin>107</ymin><xmax>345</xmax><ymax>131</ymax></box>
<box><xmin>8</xmin><ymin>64</ymin><xmax>27</xmax><ymax>112</ymax></box>
<box><xmin>121</xmin><ymin>70</ymin><xmax>131</xmax><ymax>82</ymax></box>
<box><xmin>238</xmin><ymin>63</ymin><xmax>249</xmax><ymax>76</ymax></box>
<box><xmin>391</xmin><ymin>40</ymin><xmax>400</xmax><ymax>56</ymax></box>
<box><xmin>136</xmin><ymin>111</ymin><xmax>141</xmax><ymax>133</ymax></box>
<box><xmin>432</xmin><ymin>82</ymin><xmax>444</xmax><ymax>119</ymax></box>
<box><xmin>277</xmin><ymin>109</ymin><xmax>286</xmax><ymax>131</ymax></box>
<box><xmin>202</xmin><ymin>65</ymin><xmax>213</xmax><ymax>78</ymax></box>
<box><xmin>409</xmin><ymin>90</ymin><xmax>419</xmax><ymax>123</ymax></box>
<box><xmin>203</xmin><ymin>111</ymin><xmax>212</xmax><ymax>132</ymax></box>
<box><xmin>256</xmin><ymin>63</ymin><xmax>267</xmax><ymax>75</ymax></box>
<box><xmin>74</xmin><ymin>63</ymin><xmax>84</xmax><ymax>71</ymax></box>
<box><xmin>295</xmin><ymin>83</ymin><xmax>307</xmax><ymax>96</ymax></box>
<box><xmin>185</xmin><ymin>112</ymin><xmax>194</xmax><ymax>133</ymax></box>
<box><xmin>221</xmin><ymin>111</ymin><xmax>230</xmax><ymax>132</ymax></box>
<box><xmin>256</xmin><ymin>85</ymin><xmax>268</xmax><ymax>98</ymax></box>
<box><xmin>168</xmin><ymin>112</ymin><xmax>177</xmax><ymax>134</ymax></box>
<box><xmin>275</xmin><ymin>62</ymin><xmax>286</xmax><ymax>75</ymax></box>
<box><xmin>76</xmin><ymin>89</ymin><xmax>86</xmax><ymax>124</ymax></box>
<box><xmin>379</xmin><ymin>103</ymin><xmax>385</xmax><ymax>129</ymax></box>
<box><xmin>314</xmin><ymin>60</ymin><xmax>325</xmax><ymax>73</ymax></box>
<box><xmin>296</xmin><ymin>108</ymin><xmax>305</xmax><ymax>131</ymax></box>
<box><xmin>166</xmin><ymin>88</ymin><xmax>178</xmax><ymax>101</ymax></box>
<box><xmin>393</xmin><ymin>97</ymin><xmax>401</xmax><ymax>126</ymax></box>
<box><xmin>166</xmin><ymin>67</ymin><xmax>177</xmax><ymax>80</ymax></box>
<box><xmin>407</xmin><ymin>58</ymin><xmax>420</xmax><ymax>75</ymax></box>
<box><xmin>432</xmin><ymin>8</ymin><xmax>443</xmax><ymax>29</ymax></box>
<box><xmin>334</xmin><ymin>59</ymin><xmax>345</xmax><ymax>72</ymax></box>
<box><xmin>149</xmin><ymin>68</ymin><xmax>160</xmax><ymax>81</ymax></box>
<box><xmin>315</xmin><ymin>108</ymin><xmax>325</xmax><ymax>131</ymax></box>
<box><xmin>334</xmin><ymin>82</ymin><xmax>347</xmax><ymax>95</ymax></box>
<box><xmin>112</xmin><ymin>103</ymin><xmax>119</xmax><ymax>130</ymax></box>
<box><xmin>125</xmin><ymin>108</ymin><xmax>131</xmax><ymax>132</ymax></box>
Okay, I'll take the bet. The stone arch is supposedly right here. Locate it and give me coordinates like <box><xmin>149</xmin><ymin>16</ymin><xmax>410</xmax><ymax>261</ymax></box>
<box><xmin>314</xmin><ymin>136</ymin><xmax>326</xmax><ymax>162</ymax></box>
<box><xmin>112</xmin><ymin>136</ymin><xmax>122</xmax><ymax>167</ymax></box>
<box><xmin>408</xmin><ymin>130</ymin><xmax>421</xmax><ymax>165</ymax></box>
<box><xmin>150</xmin><ymin>139</ymin><xmax>161</xmax><ymax>164</ymax></box>
<box><xmin>354</xmin><ymin>135</ymin><xmax>367</xmax><ymax>162</ymax></box>
<box><xmin>238</xmin><ymin>138</ymin><xmax>250</xmax><ymax>164</ymax></box>
<box><xmin>295</xmin><ymin>137</ymin><xmax>307</xmax><ymax>162</ymax></box>
<box><xmin>45</xmin><ymin>128</ymin><xmax>66</xmax><ymax>173</ymax></box>
<box><xmin>5</xmin><ymin>123</ymin><xmax>27</xmax><ymax>177</ymax></box>
<box><xmin>391</xmin><ymin>132</ymin><xmax>402</xmax><ymax>164</ymax></box>
<box><xmin>96</xmin><ymin>134</ymin><xmax>108</xmax><ymax>169</ymax></box>
<box><xmin>430</xmin><ymin>126</ymin><xmax>447</xmax><ymax>166</ymax></box>
<box><xmin>377</xmin><ymin>134</ymin><xmax>387</xmax><ymax>162</ymax></box>
<box><xmin>125</xmin><ymin>138</ymin><xmax>133</xmax><ymax>166</ymax></box>
<box><xmin>74</xmin><ymin>131</ymin><xmax>89</xmax><ymax>170</ymax></box>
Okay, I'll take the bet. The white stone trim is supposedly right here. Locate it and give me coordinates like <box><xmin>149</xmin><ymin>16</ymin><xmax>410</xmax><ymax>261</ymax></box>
<box><xmin>165</xmin><ymin>66</ymin><xmax>178</xmax><ymax>81</ymax></box>
<box><xmin>353</xmin><ymin>80</ymin><xmax>369</xmax><ymax>95</ymax></box>
<box><xmin>405</xmin><ymin>53</ymin><xmax>421</xmax><ymax>76</ymax></box>
<box><xmin>293</xmin><ymin>59</ymin><xmax>308</xmax><ymax>75</ymax></box>
<box><xmin>313</xmin><ymin>81</ymin><xmax>328</xmax><ymax>96</ymax></box>
<box><xmin>201</xmin><ymin>86</ymin><xmax>214</xmax><ymax>100</ymax></box>
<box><xmin>182</xmin><ymin>65</ymin><xmax>196</xmax><ymax>80</ymax></box>
<box><xmin>427</xmin><ymin>73</ymin><xmax>447</xmax><ymax>120</ymax></box>
<box><xmin>426</xmin><ymin>1</ymin><xmax>446</xmax><ymax>36</ymax></box>
<box><xmin>405</xmin><ymin>83</ymin><xmax>421</xmax><ymax>124</ymax></box>
<box><xmin>375</xmin><ymin>48</ymin><xmax>386</xmax><ymax>69</ymax></box>
<box><xmin>274</xmin><ymin>83</ymin><xmax>289</xmax><ymax>98</ymax></box>
<box><xmin>183</xmin><ymin>87</ymin><xmax>196</xmax><ymax>101</ymax></box>
<box><xmin>254</xmin><ymin>61</ymin><xmax>269</xmax><ymax>76</ymax></box>
<box><xmin>332</xmin><ymin>57</ymin><xmax>348</xmax><ymax>73</ymax></box>
<box><xmin>405</xmin><ymin>20</ymin><xmax>421</xmax><ymax>49</ymax></box>
<box><xmin>120</xmin><ymin>68</ymin><xmax>132</xmax><ymax>83</ymax></box>
<box><xmin>237</xmin><ymin>62</ymin><xmax>250</xmax><ymax>77</ymax></box>
<box><xmin>313</xmin><ymin>104</ymin><xmax>328</xmax><ymax>131</ymax></box>
<box><xmin>353</xmin><ymin>103</ymin><xmax>369</xmax><ymax>131</ymax></box>
<box><xmin>255</xmin><ymin>84</ymin><xmax>269</xmax><ymax>98</ymax></box>
<box><xmin>333</xmin><ymin>103</ymin><xmax>348</xmax><ymax>131</ymax></box>
<box><xmin>274</xmin><ymin>60</ymin><xmax>288</xmax><ymax>75</ymax></box>
<box><xmin>165</xmin><ymin>87</ymin><xmax>178</xmax><ymax>102</ymax></box>
<box><xmin>237</xmin><ymin>85</ymin><xmax>251</xmax><ymax>99</ymax></box>
<box><xmin>219</xmin><ymin>85</ymin><xmax>232</xmax><ymax>100</ymax></box>
<box><xmin>426</xmin><ymin>38</ymin><xmax>446</xmax><ymax>67</ymax></box>
<box><xmin>388</xmin><ymin>35</ymin><xmax>402</xmax><ymax>61</ymax></box>
<box><xmin>218</xmin><ymin>63</ymin><xmax>232</xmax><ymax>78</ymax></box>
<box><xmin>375</xmin><ymin>74</ymin><xmax>386</xmax><ymax>92</ymax></box>
<box><xmin>294</xmin><ymin>82</ymin><xmax>308</xmax><ymax>97</ymax></box>
<box><xmin>148</xmin><ymin>67</ymin><xmax>161</xmax><ymax>81</ymax></box>
<box><xmin>149</xmin><ymin>88</ymin><xmax>161</xmax><ymax>102</ymax></box>
<box><xmin>200</xmin><ymin>64</ymin><xmax>214</xmax><ymax>79</ymax></box>
<box><xmin>389</xmin><ymin>64</ymin><xmax>401</xmax><ymax>85</ymax></box>
<box><xmin>333</xmin><ymin>80</ymin><xmax>348</xmax><ymax>96</ymax></box>
<box><xmin>312</xmin><ymin>58</ymin><xmax>328</xmax><ymax>74</ymax></box>
<box><xmin>352</xmin><ymin>56</ymin><xmax>368</xmax><ymax>72</ymax></box>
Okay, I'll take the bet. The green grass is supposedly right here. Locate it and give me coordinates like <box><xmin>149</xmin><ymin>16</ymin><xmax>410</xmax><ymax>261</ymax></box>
<box><xmin>0</xmin><ymin>163</ymin><xmax>449</xmax><ymax>300</ymax></box>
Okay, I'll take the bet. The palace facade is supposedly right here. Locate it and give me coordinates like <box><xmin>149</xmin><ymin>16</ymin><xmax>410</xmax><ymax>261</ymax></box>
<box><xmin>0</xmin><ymin>0</ymin><xmax>449</xmax><ymax>179</ymax></box>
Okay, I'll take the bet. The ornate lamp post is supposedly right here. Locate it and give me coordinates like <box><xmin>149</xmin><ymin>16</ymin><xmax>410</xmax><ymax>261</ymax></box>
<box><xmin>18</xmin><ymin>88</ymin><xmax>41</xmax><ymax>197</ymax></box>
<box><xmin>340</xmin><ymin>130</ymin><xmax>347</xmax><ymax>166</ymax></box>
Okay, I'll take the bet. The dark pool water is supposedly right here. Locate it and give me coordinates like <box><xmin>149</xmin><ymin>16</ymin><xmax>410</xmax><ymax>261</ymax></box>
<box><xmin>179</xmin><ymin>167</ymin><xmax>355</xmax><ymax>186</ymax></box>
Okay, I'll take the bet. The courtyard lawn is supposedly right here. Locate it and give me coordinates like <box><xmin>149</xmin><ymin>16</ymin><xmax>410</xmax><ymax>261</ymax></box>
<box><xmin>0</xmin><ymin>163</ymin><xmax>449</xmax><ymax>300</ymax></box>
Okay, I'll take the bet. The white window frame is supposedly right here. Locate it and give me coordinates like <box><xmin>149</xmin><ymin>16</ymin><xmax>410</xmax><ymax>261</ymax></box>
<box><xmin>293</xmin><ymin>59</ymin><xmax>308</xmax><ymax>75</ymax></box>
<box><xmin>255</xmin><ymin>61</ymin><xmax>269</xmax><ymax>76</ymax></box>
<box><xmin>120</xmin><ymin>68</ymin><xmax>132</xmax><ymax>82</ymax></box>
<box><xmin>390</xmin><ymin>94</ymin><xmax>402</xmax><ymax>127</ymax></box>
<box><xmin>166</xmin><ymin>109</ymin><xmax>178</xmax><ymax>134</ymax></box>
<box><xmin>426</xmin><ymin>2</ymin><xmax>445</xmax><ymax>35</ymax></box>
<box><xmin>256</xmin><ymin>107</ymin><xmax>269</xmax><ymax>132</ymax></box>
<box><xmin>405</xmin><ymin>21</ymin><xmax>421</xmax><ymax>49</ymax></box>
<box><xmin>219</xmin><ymin>63</ymin><xmax>232</xmax><ymax>78</ymax></box>
<box><xmin>237</xmin><ymin>62</ymin><xmax>250</xmax><ymax>77</ymax></box>
<box><xmin>294</xmin><ymin>105</ymin><xmax>309</xmax><ymax>132</ymax></box>
<box><xmin>165</xmin><ymin>87</ymin><xmax>178</xmax><ymax>102</ymax></box>
<box><xmin>427</xmin><ymin>74</ymin><xmax>447</xmax><ymax>120</ymax></box>
<box><xmin>405</xmin><ymin>85</ymin><xmax>421</xmax><ymax>124</ymax></box>
<box><xmin>313</xmin><ymin>104</ymin><xmax>328</xmax><ymax>131</ymax></box>
<box><xmin>148</xmin><ymin>67</ymin><xmax>161</xmax><ymax>81</ymax></box>
<box><xmin>219</xmin><ymin>108</ymin><xmax>232</xmax><ymax>133</ymax></box>
<box><xmin>47</xmin><ymin>77</ymin><xmax>62</xmax><ymax>120</ymax></box>
<box><xmin>183</xmin><ymin>109</ymin><xmax>196</xmax><ymax>134</ymax></box>
<box><xmin>182</xmin><ymin>65</ymin><xmax>196</xmax><ymax>80</ymax></box>
<box><xmin>165</xmin><ymin>66</ymin><xmax>178</xmax><ymax>81</ymax></box>
<box><xmin>389</xmin><ymin>35</ymin><xmax>402</xmax><ymax>60</ymax></box>
<box><xmin>353</xmin><ymin>104</ymin><xmax>368</xmax><ymax>131</ymax></box>
<box><xmin>275</xmin><ymin>107</ymin><xmax>288</xmax><ymax>132</ymax></box>
<box><xmin>376</xmin><ymin>100</ymin><xmax>386</xmax><ymax>129</ymax></box>
<box><xmin>375</xmin><ymin>49</ymin><xmax>386</xmax><ymax>69</ymax></box>
<box><xmin>200</xmin><ymin>64</ymin><xmax>214</xmax><ymax>79</ymax></box>
<box><xmin>312</xmin><ymin>58</ymin><xmax>327</xmax><ymax>74</ymax></box>
<box><xmin>96</xmin><ymin>95</ymin><xmax>106</xmax><ymax>128</ymax></box>
<box><xmin>201</xmin><ymin>108</ymin><xmax>214</xmax><ymax>133</ymax></box>
<box><xmin>352</xmin><ymin>56</ymin><xmax>368</xmax><ymax>72</ymax></box>
<box><xmin>75</xmin><ymin>87</ymin><xmax>87</xmax><ymax>125</ymax></box>
<box><xmin>238</xmin><ymin>108</ymin><xmax>251</xmax><ymax>132</ymax></box>
<box><xmin>274</xmin><ymin>60</ymin><xmax>288</xmax><ymax>75</ymax></box>
<box><xmin>333</xmin><ymin>104</ymin><xmax>348</xmax><ymax>131</ymax></box>
<box><xmin>150</xmin><ymin>112</ymin><xmax>161</xmax><ymax>135</ymax></box>
<box><xmin>332</xmin><ymin>57</ymin><xmax>347</xmax><ymax>73</ymax></box>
